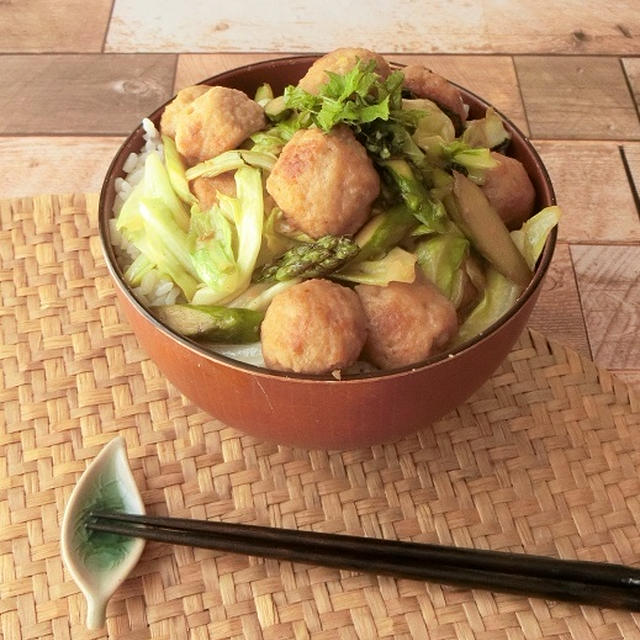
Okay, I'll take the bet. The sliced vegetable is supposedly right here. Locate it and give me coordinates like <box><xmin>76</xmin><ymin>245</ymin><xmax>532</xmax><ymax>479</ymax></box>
<box><xmin>264</xmin><ymin>95</ymin><xmax>291</xmax><ymax>121</ymax></box>
<box><xmin>162</xmin><ymin>135</ymin><xmax>197</xmax><ymax>206</ymax></box>
<box><xmin>123</xmin><ymin>253</ymin><xmax>154</xmax><ymax>287</ymax></box>
<box><xmin>403</xmin><ymin>98</ymin><xmax>456</xmax><ymax>154</ymax></box>
<box><xmin>189</xmin><ymin>166</ymin><xmax>264</xmax><ymax>305</ymax></box>
<box><xmin>352</xmin><ymin>204</ymin><xmax>417</xmax><ymax>263</ymax></box>
<box><xmin>462</xmin><ymin>108</ymin><xmax>511</xmax><ymax>150</ymax></box>
<box><xmin>454</xmin><ymin>267</ymin><xmax>523</xmax><ymax>346</ymax></box>
<box><xmin>154</xmin><ymin>304</ymin><xmax>264</xmax><ymax>343</ymax></box>
<box><xmin>510</xmin><ymin>206</ymin><xmax>562</xmax><ymax>270</ymax></box>
<box><xmin>185</xmin><ymin>149</ymin><xmax>276</xmax><ymax>181</ymax></box>
<box><xmin>448</xmin><ymin>172</ymin><xmax>531</xmax><ymax>289</ymax></box>
<box><xmin>414</xmin><ymin>233</ymin><xmax>470</xmax><ymax>302</ymax></box>
<box><xmin>237</xmin><ymin>278</ymin><xmax>302</xmax><ymax>312</ymax></box>
<box><xmin>256</xmin><ymin>207</ymin><xmax>301</xmax><ymax>267</ymax></box>
<box><xmin>253</xmin><ymin>235</ymin><xmax>359</xmax><ymax>283</ymax></box>
<box><xmin>441</xmin><ymin>141</ymin><xmax>498</xmax><ymax>183</ymax></box>
<box><xmin>454</xmin><ymin>204</ymin><xmax>561</xmax><ymax>345</ymax></box>
<box><xmin>115</xmin><ymin>153</ymin><xmax>201</xmax><ymax>299</ymax></box>
<box><xmin>116</xmin><ymin>151</ymin><xmax>190</xmax><ymax>234</ymax></box>
<box><xmin>140</xmin><ymin>152</ymin><xmax>191</xmax><ymax>231</ymax></box>
<box><xmin>254</xmin><ymin>82</ymin><xmax>274</xmax><ymax>105</ymax></box>
<box><xmin>335</xmin><ymin>247</ymin><xmax>417</xmax><ymax>286</ymax></box>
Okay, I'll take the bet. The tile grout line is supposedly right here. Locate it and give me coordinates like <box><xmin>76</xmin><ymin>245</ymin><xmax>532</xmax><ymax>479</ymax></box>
<box><xmin>618</xmin><ymin>145</ymin><xmax>640</xmax><ymax>220</ymax></box>
<box><xmin>100</xmin><ymin>0</ymin><xmax>117</xmax><ymax>54</ymax></box>
<box><xmin>619</xmin><ymin>57</ymin><xmax>640</xmax><ymax>124</ymax></box>
<box><xmin>566</xmin><ymin>244</ymin><xmax>594</xmax><ymax>362</ymax></box>
<box><xmin>170</xmin><ymin>54</ymin><xmax>180</xmax><ymax>94</ymax></box>
<box><xmin>510</xmin><ymin>54</ymin><xmax>532</xmax><ymax>138</ymax></box>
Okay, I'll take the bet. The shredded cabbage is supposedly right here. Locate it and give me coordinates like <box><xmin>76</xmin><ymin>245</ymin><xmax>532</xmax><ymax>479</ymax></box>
<box><xmin>190</xmin><ymin>166</ymin><xmax>264</xmax><ymax>305</ymax></box>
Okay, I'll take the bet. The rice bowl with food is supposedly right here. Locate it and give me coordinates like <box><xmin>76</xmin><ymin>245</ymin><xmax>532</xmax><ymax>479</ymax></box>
<box><xmin>108</xmin><ymin>47</ymin><xmax>559</xmax><ymax>379</ymax></box>
<box><xmin>99</xmin><ymin>50</ymin><xmax>559</xmax><ymax>448</ymax></box>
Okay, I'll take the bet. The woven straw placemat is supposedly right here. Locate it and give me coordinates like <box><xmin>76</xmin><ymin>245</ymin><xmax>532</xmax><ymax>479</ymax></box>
<box><xmin>1</xmin><ymin>194</ymin><xmax>640</xmax><ymax>640</ymax></box>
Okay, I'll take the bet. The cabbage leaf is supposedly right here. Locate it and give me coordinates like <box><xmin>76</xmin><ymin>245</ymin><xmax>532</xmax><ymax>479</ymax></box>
<box><xmin>335</xmin><ymin>247</ymin><xmax>417</xmax><ymax>286</ymax></box>
<box><xmin>190</xmin><ymin>166</ymin><xmax>264</xmax><ymax>305</ymax></box>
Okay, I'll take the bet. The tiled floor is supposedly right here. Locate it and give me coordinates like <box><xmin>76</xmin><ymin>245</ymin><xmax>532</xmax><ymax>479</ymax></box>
<box><xmin>1</xmin><ymin>0</ymin><xmax>639</xmax><ymax>386</ymax></box>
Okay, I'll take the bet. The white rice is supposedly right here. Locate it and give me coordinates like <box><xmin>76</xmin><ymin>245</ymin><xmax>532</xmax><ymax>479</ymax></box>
<box><xmin>111</xmin><ymin>118</ymin><xmax>183</xmax><ymax>309</ymax></box>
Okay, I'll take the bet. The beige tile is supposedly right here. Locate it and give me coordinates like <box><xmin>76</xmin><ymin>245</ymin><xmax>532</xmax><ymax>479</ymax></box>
<box><xmin>0</xmin><ymin>137</ymin><xmax>124</xmax><ymax>199</ymax></box>
<box><xmin>571</xmin><ymin>244</ymin><xmax>640</xmax><ymax>372</ymax></box>
<box><xmin>527</xmin><ymin>243</ymin><xmax>590</xmax><ymax>358</ymax></box>
<box><xmin>106</xmin><ymin>1</ymin><xmax>640</xmax><ymax>55</ymax></box>
<box><xmin>0</xmin><ymin>55</ymin><xmax>175</xmax><ymax>135</ymax></box>
<box><xmin>0</xmin><ymin>0</ymin><xmax>112</xmax><ymax>53</ymax></box>
<box><xmin>533</xmin><ymin>141</ymin><xmax>640</xmax><ymax>243</ymax></box>
<box><xmin>515</xmin><ymin>56</ymin><xmax>640</xmax><ymax>139</ymax></box>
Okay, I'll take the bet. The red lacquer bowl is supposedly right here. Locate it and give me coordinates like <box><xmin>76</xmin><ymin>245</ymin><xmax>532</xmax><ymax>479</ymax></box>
<box><xmin>99</xmin><ymin>56</ymin><xmax>557</xmax><ymax>450</ymax></box>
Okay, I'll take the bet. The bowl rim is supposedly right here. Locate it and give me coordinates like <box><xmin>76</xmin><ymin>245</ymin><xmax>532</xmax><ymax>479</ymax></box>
<box><xmin>98</xmin><ymin>54</ymin><xmax>557</xmax><ymax>384</ymax></box>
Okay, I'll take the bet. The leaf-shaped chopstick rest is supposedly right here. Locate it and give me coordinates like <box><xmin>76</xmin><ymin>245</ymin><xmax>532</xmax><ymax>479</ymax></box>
<box><xmin>61</xmin><ymin>437</ymin><xmax>146</xmax><ymax>629</ymax></box>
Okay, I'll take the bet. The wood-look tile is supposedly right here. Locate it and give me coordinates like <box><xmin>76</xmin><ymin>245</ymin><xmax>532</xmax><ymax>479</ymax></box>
<box><xmin>532</xmin><ymin>140</ymin><xmax>640</xmax><ymax>243</ymax></box>
<box><xmin>570</xmin><ymin>244</ymin><xmax>640</xmax><ymax>373</ymax></box>
<box><xmin>0</xmin><ymin>137</ymin><xmax>123</xmax><ymax>200</ymax></box>
<box><xmin>0</xmin><ymin>0</ymin><xmax>113</xmax><ymax>53</ymax></box>
<box><xmin>106</xmin><ymin>0</ymin><xmax>640</xmax><ymax>54</ymax></box>
<box><xmin>515</xmin><ymin>56</ymin><xmax>640</xmax><ymax>140</ymax></box>
<box><xmin>622</xmin><ymin>58</ymin><xmax>640</xmax><ymax>110</ymax></box>
<box><xmin>527</xmin><ymin>243</ymin><xmax>590</xmax><ymax>358</ymax></box>
<box><xmin>0</xmin><ymin>55</ymin><xmax>176</xmax><ymax>136</ymax></box>
<box><xmin>174</xmin><ymin>54</ymin><xmax>285</xmax><ymax>91</ymax></box>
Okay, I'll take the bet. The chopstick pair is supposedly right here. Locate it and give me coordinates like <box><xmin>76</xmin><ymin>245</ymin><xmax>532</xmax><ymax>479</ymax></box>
<box><xmin>87</xmin><ymin>512</ymin><xmax>640</xmax><ymax>611</ymax></box>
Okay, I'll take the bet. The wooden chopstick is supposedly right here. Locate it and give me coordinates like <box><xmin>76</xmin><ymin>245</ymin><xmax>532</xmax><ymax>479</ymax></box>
<box><xmin>87</xmin><ymin>512</ymin><xmax>640</xmax><ymax>611</ymax></box>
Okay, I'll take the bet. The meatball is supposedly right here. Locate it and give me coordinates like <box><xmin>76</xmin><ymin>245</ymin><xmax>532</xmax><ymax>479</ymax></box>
<box><xmin>174</xmin><ymin>86</ymin><xmax>266</xmax><ymax>166</ymax></box>
<box><xmin>402</xmin><ymin>65</ymin><xmax>467</xmax><ymax>132</ymax></box>
<box><xmin>298</xmin><ymin>47</ymin><xmax>391</xmax><ymax>94</ymax></box>
<box><xmin>266</xmin><ymin>126</ymin><xmax>380</xmax><ymax>239</ymax></box>
<box><xmin>356</xmin><ymin>276</ymin><xmax>458</xmax><ymax>370</ymax></box>
<box><xmin>261</xmin><ymin>279</ymin><xmax>368</xmax><ymax>375</ymax></box>
<box><xmin>191</xmin><ymin>172</ymin><xmax>237</xmax><ymax>209</ymax></box>
<box><xmin>481</xmin><ymin>152</ymin><xmax>535</xmax><ymax>229</ymax></box>
<box><xmin>160</xmin><ymin>85</ymin><xmax>209</xmax><ymax>139</ymax></box>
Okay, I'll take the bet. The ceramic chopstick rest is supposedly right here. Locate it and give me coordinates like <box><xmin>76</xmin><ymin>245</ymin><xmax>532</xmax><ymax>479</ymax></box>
<box><xmin>61</xmin><ymin>437</ymin><xmax>146</xmax><ymax>629</ymax></box>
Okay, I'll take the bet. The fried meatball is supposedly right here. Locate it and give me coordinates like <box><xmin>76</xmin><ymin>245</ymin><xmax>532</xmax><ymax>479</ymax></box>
<box><xmin>174</xmin><ymin>86</ymin><xmax>266</xmax><ymax>166</ymax></box>
<box><xmin>160</xmin><ymin>85</ymin><xmax>209</xmax><ymax>139</ymax></box>
<box><xmin>261</xmin><ymin>279</ymin><xmax>368</xmax><ymax>375</ymax></box>
<box><xmin>266</xmin><ymin>126</ymin><xmax>380</xmax><ymax>239</ymax></box>
<box><xmin>402</xmin><ymin>65</ymin><xmax>467</xmax><ymax>132</ymax></box>
<box><xmin>191</xmin><ymin>172</ymin><xmax>237</xmax><ymax>209</ymax></box>
<box><xmin>481</xmin><ymin>152</ymin><xmax>535</xmax><ymax>229</ymax></box>
<box><xmin>356</xmin><ymin>276</ymin><xmax>458</xmax><ymax>370</ymax></box>
<box><xmin>298</xmin><ymin>47</ymin><xmax>391</xmax><ymax>94</ymax></box>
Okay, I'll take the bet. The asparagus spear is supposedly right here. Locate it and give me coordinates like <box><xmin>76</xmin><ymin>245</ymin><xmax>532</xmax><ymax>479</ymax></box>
<box><xmin>154</xmin><ymin>304</ymin><xmax>264</xmax><ymax>344</ymax></box>
<box><xmin>380</xmin><ymin>158</ymin><xmax>447</xmax><ymax>232</ymax></box>
<box><xmin>253</xmin><ymin>235</ymin><xmax>360</xmax><ymax>283</ymax></box>
<box><xmin>447</xmin><ymin>171</ymin><xmax>531</xmax><ymax>289</ymax></box>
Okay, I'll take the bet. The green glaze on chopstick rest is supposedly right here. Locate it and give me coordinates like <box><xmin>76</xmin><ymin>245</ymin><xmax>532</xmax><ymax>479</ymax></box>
<box><xmin>61</xmin><ymin>437</ymin><xmax>146</xmax><ymax>630</ymax></box>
